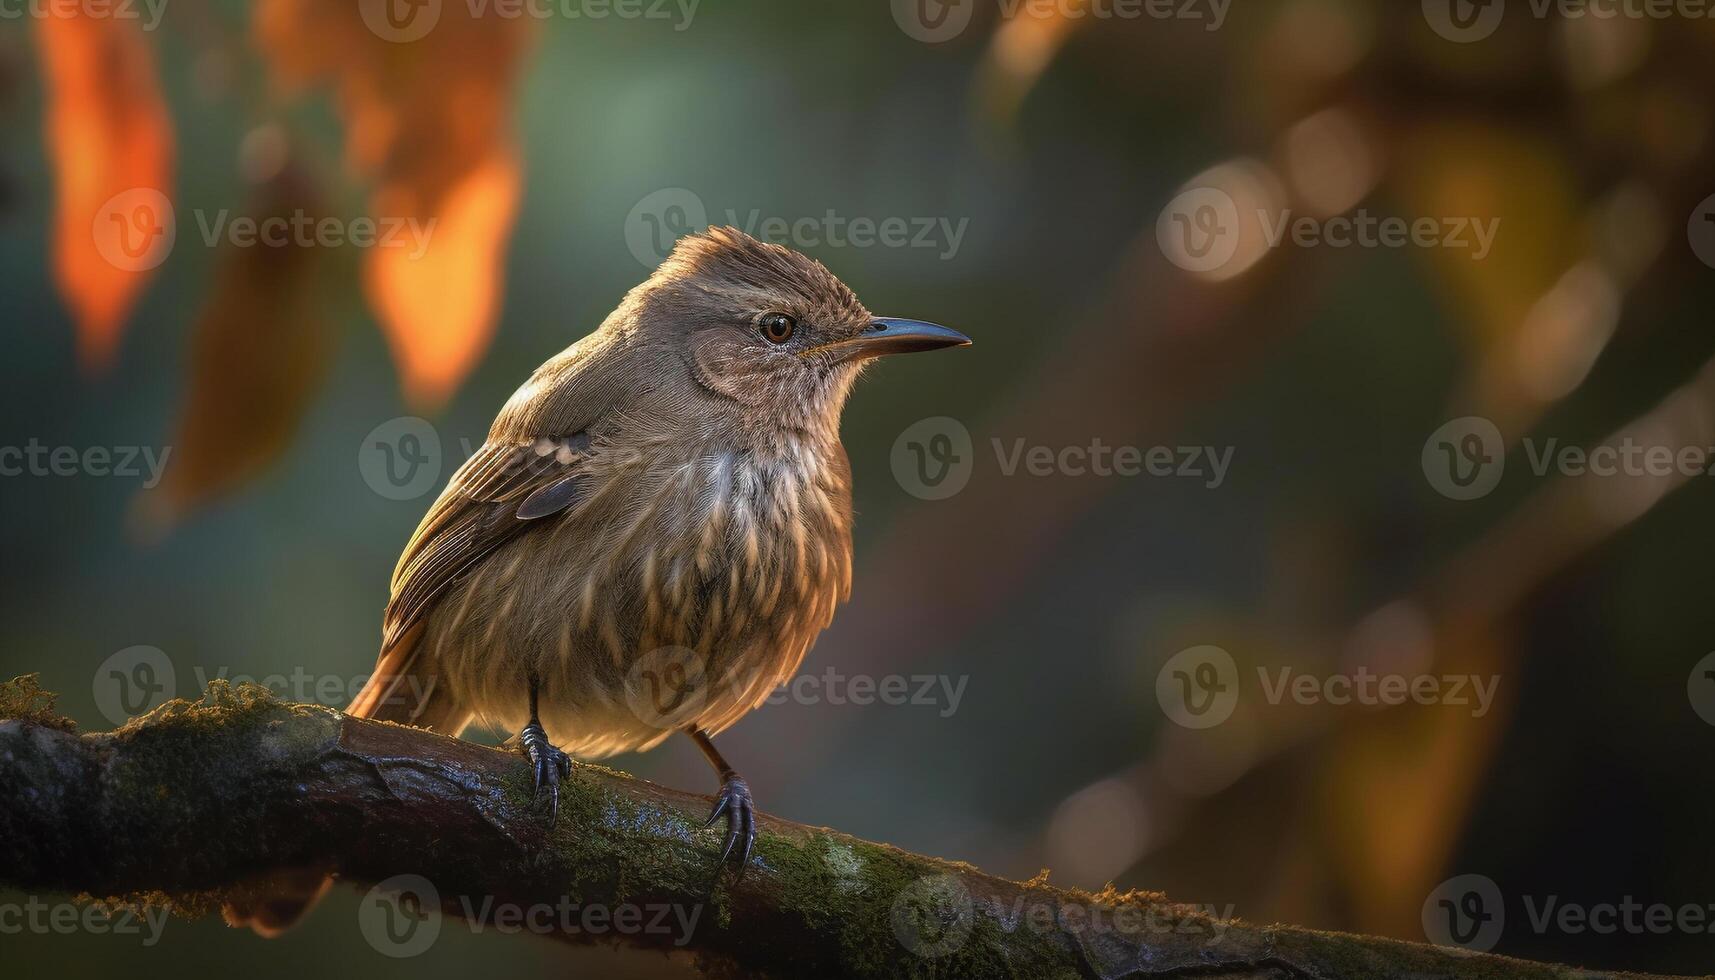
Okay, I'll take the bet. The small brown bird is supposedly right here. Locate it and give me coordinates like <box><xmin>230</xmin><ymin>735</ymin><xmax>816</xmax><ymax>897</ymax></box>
<box><xmin>227</xmin><ymin>226</ymin><xmax>967</xmax><ymax>934</ymax></box>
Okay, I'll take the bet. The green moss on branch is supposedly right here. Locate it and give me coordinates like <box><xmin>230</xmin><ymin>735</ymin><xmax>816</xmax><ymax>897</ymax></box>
<box><xmin>0</xmin><ymin>675</ymin><xmax>1686</xmax><ymax>980</ymax></box>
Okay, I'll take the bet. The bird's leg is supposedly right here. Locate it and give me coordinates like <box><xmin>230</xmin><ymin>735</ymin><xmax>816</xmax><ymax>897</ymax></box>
<box><xmin>519</xmin><ymin>675</ymin><xmax>572</xmax><ymax>824</ymax></box>
<box><xmin>687</xmin><ymin>727</ymin><xmax>756</xmax><ymax>872</ymax></box>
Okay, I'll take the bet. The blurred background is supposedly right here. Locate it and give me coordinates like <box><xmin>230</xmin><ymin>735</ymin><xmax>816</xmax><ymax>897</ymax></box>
<box><xmin>3</xmin><ymin>0</ymin><xmax>1715</xmax><ymax>975</ymax></box>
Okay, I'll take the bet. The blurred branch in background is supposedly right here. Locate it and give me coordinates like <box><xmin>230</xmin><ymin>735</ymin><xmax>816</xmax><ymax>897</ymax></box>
<box><xmin>779</xmin><ymin>1</ymin><xmax>1715</xmax><ymax>955</ymax></box>
<box><xmin>1122</xmin><ymin>348</ymin><xmax>1715</xmax><ymax>940</ymax></box>
<box><xmin>0</xmin><ymin>676</ymin><xmax>1694</xmax><ymax>980</ymax></box>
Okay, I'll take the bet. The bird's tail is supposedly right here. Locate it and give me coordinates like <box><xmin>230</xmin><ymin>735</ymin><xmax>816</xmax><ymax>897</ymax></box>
<box><xmin>223</xmin><ymin>628</ymin><xmax>471</xmax><ymax>936</ymax></box>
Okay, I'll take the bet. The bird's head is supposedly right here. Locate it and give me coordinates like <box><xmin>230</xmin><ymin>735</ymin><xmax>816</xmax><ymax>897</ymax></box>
<box><xmin>633</xmin><ymin>226</ymin><xmax>969</xmax><ymax>437</ymax></box>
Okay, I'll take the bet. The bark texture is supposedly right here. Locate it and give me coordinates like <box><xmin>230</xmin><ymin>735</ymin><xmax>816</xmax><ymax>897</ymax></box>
<box><xmin>0</xmin><ymin>676</ymin><xmax>1685</xmax><ymax>979</ymax></box>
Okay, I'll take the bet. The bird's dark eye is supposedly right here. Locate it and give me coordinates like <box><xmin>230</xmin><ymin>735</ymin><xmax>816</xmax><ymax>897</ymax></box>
<box><xmin>758</xmin><ymin>312</ymin><xmax>796</xmax><ymax>344</ymax></box>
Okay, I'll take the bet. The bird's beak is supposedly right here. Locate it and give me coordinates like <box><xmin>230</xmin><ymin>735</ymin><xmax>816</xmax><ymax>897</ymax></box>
<box><xmin>815</xmin><ymin>318</ymin><xmax>972</xmax><ymax>364</ymax></box>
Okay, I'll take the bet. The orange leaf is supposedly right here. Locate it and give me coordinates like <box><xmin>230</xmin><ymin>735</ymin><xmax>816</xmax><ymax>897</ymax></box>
<box><xmin>37</xmin><ymin>14</ymin><xmax>174</xmax><ymax>372</ymax></box>
<box><xmin>365</xmin><ymin>147</ymin><xmax>521</xmax><ymax>411</ymax></box>
<box><xmin>254</xmin><ymin>0</ymin><xmax>533</xmax><ymax>407</ymax></box>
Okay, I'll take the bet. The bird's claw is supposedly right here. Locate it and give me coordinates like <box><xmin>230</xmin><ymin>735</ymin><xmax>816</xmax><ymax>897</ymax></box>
<box><xmin>703</xmin><ymin>775</ymin><xmax>756</xmax><ymax>873</ymax></box>
<box><xmin>520</xmin><ymin>719</ymin><xmax>571</xmax><ymax>826</ymax></box>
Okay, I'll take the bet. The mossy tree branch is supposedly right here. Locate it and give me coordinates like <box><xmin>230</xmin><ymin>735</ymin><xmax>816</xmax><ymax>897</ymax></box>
<box><xmin>0</xmin><ymin>676</ymin><xmax>1683</xmax><ymax>979</ymax></box>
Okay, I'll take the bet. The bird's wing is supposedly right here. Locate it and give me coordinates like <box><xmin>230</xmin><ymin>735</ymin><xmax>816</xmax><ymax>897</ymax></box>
<box><xmin>381</xmin><ymin>434</ymin><xmax>594</xmax><ymax>652</ymax></box>
<box><xmin>376</xmin><ymin>323</ymin><xmax>642</xmax><ymax>660</ymax></box>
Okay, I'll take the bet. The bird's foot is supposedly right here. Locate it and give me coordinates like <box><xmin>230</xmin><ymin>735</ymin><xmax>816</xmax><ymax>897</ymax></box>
<box><xmin>519</xmin><ymin>719</ymin><xmax>572</xmax><ymax>825</ymax></box>
<box><xmin>703</xmin><ymin>774</ymin><xmax>756</xmax><ymax>873</ymax></box>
